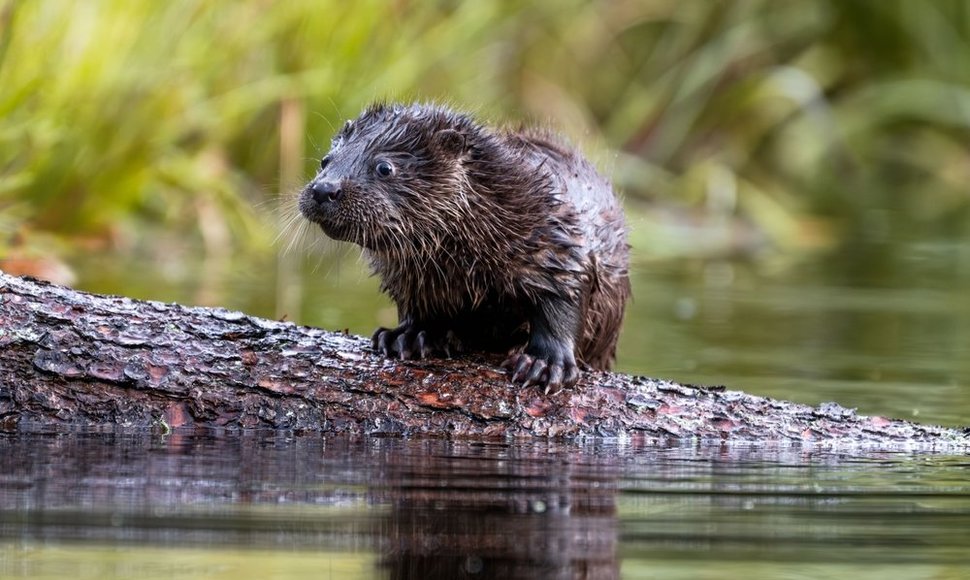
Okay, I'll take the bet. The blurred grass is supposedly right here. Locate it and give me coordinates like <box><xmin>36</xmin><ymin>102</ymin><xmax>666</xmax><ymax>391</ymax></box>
<box><xmin>0</xmin><ymin>0</ymin><xmax>968</xmax><ymax>273</ymax></box>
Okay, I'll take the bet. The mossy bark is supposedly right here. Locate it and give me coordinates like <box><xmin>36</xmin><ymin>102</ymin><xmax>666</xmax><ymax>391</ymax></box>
<box><xmin>1</xmin><ymin>271</ymin><xmax>967</xmax><ymax>448</ymax></box>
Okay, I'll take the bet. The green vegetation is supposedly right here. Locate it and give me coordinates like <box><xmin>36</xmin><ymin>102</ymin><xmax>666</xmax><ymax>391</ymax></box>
<box><xmin>2</xmin><ymin>0</ymin><xmax>968</xmax><ymax>270</ymax></box>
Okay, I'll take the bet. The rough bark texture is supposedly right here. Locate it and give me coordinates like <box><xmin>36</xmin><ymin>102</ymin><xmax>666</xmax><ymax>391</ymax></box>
<box><xmin>0</xmin><ymin>271</ymin><xmax>967</xmax><ymax>448</ymax></box>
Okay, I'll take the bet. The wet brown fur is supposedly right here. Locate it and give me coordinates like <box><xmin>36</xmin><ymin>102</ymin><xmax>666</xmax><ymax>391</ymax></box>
<box><xmin>299</xmin><ymin>103</ymin><xmax>630</xmax><ymax>387</ymax></box>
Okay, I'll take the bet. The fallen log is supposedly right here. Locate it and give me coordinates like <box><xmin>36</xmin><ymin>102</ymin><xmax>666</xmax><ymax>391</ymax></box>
<box><xmin>0</xmin><ymin>270</ymin><xmax>967</xmax><ymax>448</ymax></box>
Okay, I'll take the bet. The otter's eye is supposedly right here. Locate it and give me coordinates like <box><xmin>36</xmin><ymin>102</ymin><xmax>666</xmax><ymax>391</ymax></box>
<box><xmin>375</xmin><ymin>160</ymin><xmax>394</xmax><ymax>178</ymax></box>
<box><xmin>319</xmin><ymin>155</ymin><xmax>331</xmax><ymax>171</ymax></box>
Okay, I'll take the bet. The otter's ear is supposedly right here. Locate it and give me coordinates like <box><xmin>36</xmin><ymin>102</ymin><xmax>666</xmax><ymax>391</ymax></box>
<box><xmin>431</xmin><ymin>129</ymin><xmax>466</xmax><ymax>157</ymax></box>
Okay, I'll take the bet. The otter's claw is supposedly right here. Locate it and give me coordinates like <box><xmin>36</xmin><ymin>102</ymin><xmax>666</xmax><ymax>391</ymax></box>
<box><xmin>371</xmin><ymin>325</ymin><xmax>462</xmax><ymax>360</ymax></box>
<box><xmin>502</xmin><ymin>351</ymin><xmax>579</xmax><ymax>393</ymax></box>
<box><xmin>372</xmin><ymin>327</ymin><xmax>397</xmax><ymax>357</ymax></box>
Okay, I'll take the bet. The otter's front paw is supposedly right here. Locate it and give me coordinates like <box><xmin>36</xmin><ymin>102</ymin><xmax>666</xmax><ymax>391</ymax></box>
<box><xmin>502</xmin><ymin>345</ymin><xmax>579</xmax><ymax>394</ymax></box>
<box><xmin>372</xmin><ymin>325</ymin><xmax>462</xmax><ymax>360</ymax></box>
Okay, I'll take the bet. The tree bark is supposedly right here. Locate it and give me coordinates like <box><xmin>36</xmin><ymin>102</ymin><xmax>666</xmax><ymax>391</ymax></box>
<box><xmin>0</xmin><ymin>270</ymin><xmax>967</xmax><ymax>447</ymax></box>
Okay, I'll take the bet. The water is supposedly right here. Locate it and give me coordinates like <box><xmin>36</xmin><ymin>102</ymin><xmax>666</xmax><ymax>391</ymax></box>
<box><xmin>1</xmin><ymin>432</ymin><xmax>968</xmax><ymax>579</ymax></box>
<box><xmin>618</xmin><ymin>243</ymin><xmax>970</xmax><ymax>427</ymax></box>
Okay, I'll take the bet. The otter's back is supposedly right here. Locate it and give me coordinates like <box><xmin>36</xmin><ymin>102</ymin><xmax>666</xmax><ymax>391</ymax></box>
<box><xmin>504</xmin><ymin>131</ymin><xmax>630</xmax><ymax>369</ymax></box>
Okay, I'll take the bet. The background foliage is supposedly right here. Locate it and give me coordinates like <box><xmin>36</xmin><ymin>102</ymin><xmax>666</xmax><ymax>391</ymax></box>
<box><xmin>2</xmin><ymin>0</ymin><xmax>968</xmax><ymax>269</ymax></box>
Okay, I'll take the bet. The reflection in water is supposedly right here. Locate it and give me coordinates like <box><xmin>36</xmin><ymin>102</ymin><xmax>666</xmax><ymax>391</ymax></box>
<box><xmin>1</xmin><ymin>432</ymin><xmax>969</xmax><ymax>578</ymax></box>
<box><xmin>1</xmin><ymin>432</ymin><xmax>620</xmax><ymax>579</ymax></box>
<box><xmin>380</xmin><ymin>442</ymin><xmax>617</xmax><ymax>579</ymax></box>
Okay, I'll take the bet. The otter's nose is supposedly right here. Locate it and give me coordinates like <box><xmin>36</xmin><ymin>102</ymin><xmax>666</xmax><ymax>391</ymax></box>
<box><xmin>311</xmin><ymin>180</ymin><xmax>342</xmax><ymax>204</ymax></box>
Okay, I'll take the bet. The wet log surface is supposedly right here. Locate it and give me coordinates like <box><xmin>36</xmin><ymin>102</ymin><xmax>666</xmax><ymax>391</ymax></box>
<box><xmin>1</xmin><ymin>271</ymin><xmax>968</xmax><ymax>449</ymax></box>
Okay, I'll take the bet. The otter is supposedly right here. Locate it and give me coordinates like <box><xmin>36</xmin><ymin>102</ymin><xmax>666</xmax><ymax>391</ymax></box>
<box><xmin>299</xmin><ymin>103</ymin><xmax>629</xmax><ymax>391</ymax></box>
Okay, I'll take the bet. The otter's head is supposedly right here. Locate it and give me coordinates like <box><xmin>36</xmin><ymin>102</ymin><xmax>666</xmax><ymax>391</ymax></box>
<box><xmin>299</xmin><ymin>103</ymin><xmax>476</xmax><ymax>253</ymax></box>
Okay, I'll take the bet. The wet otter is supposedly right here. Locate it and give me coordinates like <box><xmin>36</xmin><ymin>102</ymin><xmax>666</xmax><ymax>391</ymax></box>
<box><xmin>299</xmin><ymin>103</ymin><xmax>629</xmax><ymax>391</ymax></box>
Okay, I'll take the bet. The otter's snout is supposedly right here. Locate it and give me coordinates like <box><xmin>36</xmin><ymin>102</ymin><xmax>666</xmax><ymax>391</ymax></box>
<box><xmin>311</xmin><ymin>180</ymin><xmax>343</xmax><ymax>204</ymax></box>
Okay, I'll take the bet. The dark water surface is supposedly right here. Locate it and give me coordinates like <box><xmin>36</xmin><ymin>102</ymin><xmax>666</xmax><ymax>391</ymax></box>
<box><xmin>1</xmin><ymin>432</ymin><xmax>969</xmax><ymax>579</ymax></box>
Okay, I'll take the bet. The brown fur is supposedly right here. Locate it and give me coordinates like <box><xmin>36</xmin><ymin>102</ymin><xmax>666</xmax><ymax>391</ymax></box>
<box><xmin>299</xmin><ymin>103</ymin><xmax>630</xmax><ymax>390</ymax></box>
